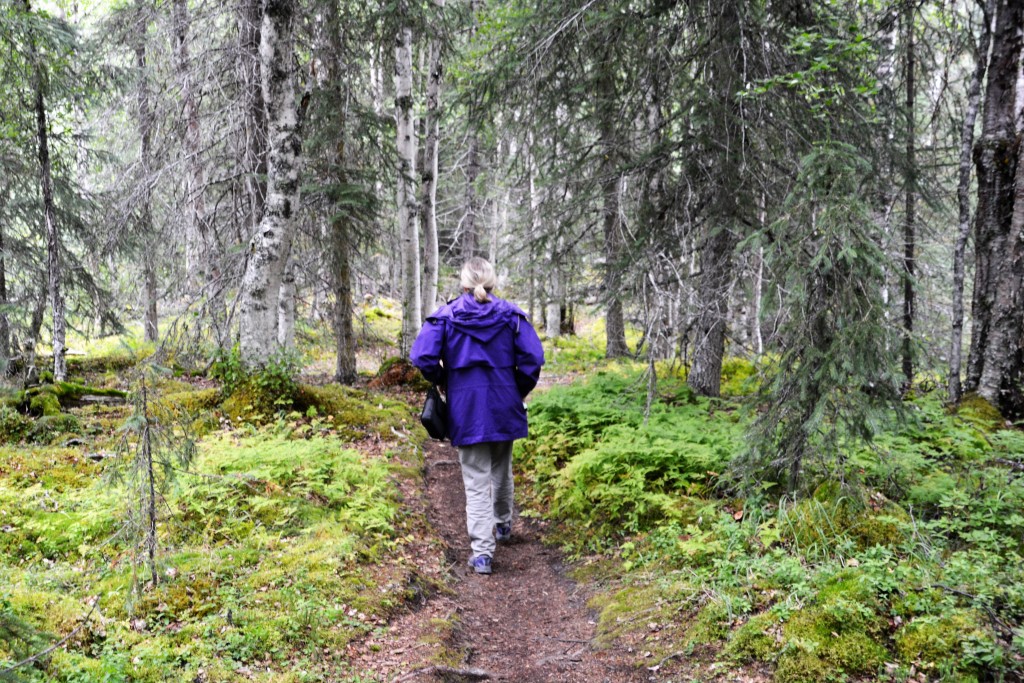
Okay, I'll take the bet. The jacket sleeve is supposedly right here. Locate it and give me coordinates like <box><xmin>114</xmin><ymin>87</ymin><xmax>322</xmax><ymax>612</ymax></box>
<box><xmin>410</xmin><ymin>319</ymin><xmax>447</xmax><ymax>386</ymax></box>
<box><xmin>513</xmin><ymin>315</ymin><xmax>545</xmax><ymax>398</ymax></box>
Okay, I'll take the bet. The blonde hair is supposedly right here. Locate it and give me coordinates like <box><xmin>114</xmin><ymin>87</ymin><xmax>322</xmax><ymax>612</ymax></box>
<box><xmin>460</xmin><ymin>257</ymin><xmax>496</xmax><ymax>303</ymax></box>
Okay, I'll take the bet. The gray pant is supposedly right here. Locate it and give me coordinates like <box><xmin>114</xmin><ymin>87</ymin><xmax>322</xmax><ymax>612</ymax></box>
<box><xmin>458</xmin><ymin>441</ymin><xmax>514</xmax><ymax>558</ymax></box>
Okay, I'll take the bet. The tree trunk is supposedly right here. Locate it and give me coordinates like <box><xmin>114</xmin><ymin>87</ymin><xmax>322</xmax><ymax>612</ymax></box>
<box><xmin>461</xmin><ymin>0</ymin><xmax>481</xmax><ymax>261</ymax></box>
<box><xmin>421</xmin><ymin>3</ymin><xmax>443</xmax><ymax>317</ymax></box>
<box><xmin>239</xmin><ymin>0</ymin><xmax>302</xmax><ymax>367</ymax></box>
<box><xmin>22</xmin><ymin>285</ymin><xmax>46</xmax><ymax>383</ymax></box>
<box><xmin>978</xmin><ymin>104</ymin><xmax>1024</xmax><ymax>417</ymax></box>
<box><xmin>24</xmin><ymin>0</ymin><xmax>66</xmax><ymax>382</ymax></box>
<box><xmin>395</xmin><ymin>8</ymin><xmax>421</xmax><ymax>357</ymax></box>
<box><xmin>752</xmin><ymin>246</ymin><xmax>764</xmax><ymax>356</ymax></box>
<box><xmin>901</xmin><ymin>8</ymin><xmax>916</xmax><ymax>389</ymax></box>
<box><xmin>689</xmin><ymin>3</ymin><xmax>743</xmax><ymax>397</ymax></box>
<box><xmin>603</xmin><ymin>173</ymin><xmax>627</xmax><ymax>357</ymax></box>
<box><xmin>332</xmin><ymin>215</ymin><xmax>357</xmax><ymax>384</ymax></box>
<box><xmin>135</xmin><ymin>5</ymin><xmax>159</xmax><ymax>344</ymax></box>
<box><xmin>966</xmin><ymin>0</ymin><xmax>1024</xmax><ymax>407</ymax></box>
<box><xmin>545</xmin><ymin>268</ymin><xmax>562</xmax><ymax>338</ymax></box>
<box><xmin>171</xmin><ymin>0</ymin><xmax>208</xmax><ymax>288</ymax></box>
<box><xmin>144</xmin><ymin>257</ymin><xmax>158</xmax><ymax>343</ymax></box>
<box><xmin>950</xmin><ymin>0</ymin><xmax>993</xmax><ymax>403</ymax></box>
<box><xmin>277</xmin><ymin>258</ymin><xmax>296</xmax><ymax>348</ymax></box>
<box><xmin>238</xmin><ymin>0</ymin><xmax>268</xmax><ymax>236</ymax></box>
<box><xmin>319</xmin><ymin>1</ymin><xmax>357</xmax><ymax>383</ymax></box>
<box><xmin>597</xmin><ymin>50</ymin><xmax>628</xmax><ymax>359</ymax></box>
<box><xmin>0</xmin><ymin>187</ymin><xmax>10</xmax><ymax>367</ymax></box>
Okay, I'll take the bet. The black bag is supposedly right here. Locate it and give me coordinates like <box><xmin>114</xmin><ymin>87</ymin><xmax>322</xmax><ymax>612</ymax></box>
<box><xmin>420</xmin><ymin>385</ymin><xmax>448</xmax><ymax>440</ymax></box>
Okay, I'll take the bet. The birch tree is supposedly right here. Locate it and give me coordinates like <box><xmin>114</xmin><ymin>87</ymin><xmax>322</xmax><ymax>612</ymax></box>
<box><xmin>949</xmin><ymin>0</ymin><xmax>993</xmax><ymax>403</ymax></box>
<box><xmin>421</xmin><ymin>0</ymin><xmax>444</xmax><ymax>317</ymax></box>
<box><xmin>239</xmin><ymin>0</ymin><xmax>303</xmax><ymax>367</ymax></box>
<box><xmin>238</xmin><ymin>0</ymin><xmax>268</xmax><ymax>236</ymax></box>
<box><xmin>395</xmin><ymin>1</ymin><xmax>421</xmax><ymax>356</ymax></box>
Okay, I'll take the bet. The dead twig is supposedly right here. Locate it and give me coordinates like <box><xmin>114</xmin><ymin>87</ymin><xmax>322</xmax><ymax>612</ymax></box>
<box><xmin>391</xmin><ymin>665</ymin><xmax>492</xmax><ymax>682</ymax></box>
<box><xmin>1</xmin><ymin>597</ymin><xmax>100</xmax><ymax>675</ymax></box>
<box><xmin>651</xmin><ymin>650</ymin><xmax>686</xmax><ymax>670</ymax></box>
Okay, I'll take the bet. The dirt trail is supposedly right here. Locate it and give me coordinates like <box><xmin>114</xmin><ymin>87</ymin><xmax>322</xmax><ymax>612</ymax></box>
<box><xmin>350</xmin><ymin>439</ymin><xmax>646</xmax><ymax>682</ymax></box>
<box><xmin>421</xmin><ymin>441</ymin><xmax>644</xmax><ymax>683</ymax></box>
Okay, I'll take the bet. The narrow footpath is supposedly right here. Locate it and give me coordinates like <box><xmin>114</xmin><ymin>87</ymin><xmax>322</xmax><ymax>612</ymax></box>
<box><xmin>349</xmin><ymin>439</ymin><xmax>647</xmax><ymax>682</ymax></box>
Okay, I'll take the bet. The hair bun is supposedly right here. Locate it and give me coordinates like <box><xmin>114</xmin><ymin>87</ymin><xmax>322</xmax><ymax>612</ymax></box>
<box><xmin>461</xmin><ymin>257</ymin><xmax>496</xmax><ymax>303</ymax></box>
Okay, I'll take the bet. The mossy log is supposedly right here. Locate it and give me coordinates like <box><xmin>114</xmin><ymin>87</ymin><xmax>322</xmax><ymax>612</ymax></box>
<box><xmin>16</xmin><ymin>383</ymin><xmax>127</xmax><ymax>416</ymax></box>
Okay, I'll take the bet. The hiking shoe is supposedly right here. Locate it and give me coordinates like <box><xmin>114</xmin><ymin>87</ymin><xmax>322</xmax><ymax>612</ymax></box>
<box><xmin>467</xmin><ymin>555</ymin><xmax>492</xmax><ymax>575</ymax></box>
<box><xmin>495</xmin><ymin>522</ymin><xmax>512</xmax><ymax>543</ymax></box>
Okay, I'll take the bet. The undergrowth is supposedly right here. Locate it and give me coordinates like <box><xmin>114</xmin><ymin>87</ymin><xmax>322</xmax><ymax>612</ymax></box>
<box><xmin>520</xmin><ymin>364</ymin><xmax>1024</xmax><ymax>682</ymax></box>
<box><xmin>0</xmin><ymin>389</ymin><xmax>433</xmax><ymax>682</ymax></box>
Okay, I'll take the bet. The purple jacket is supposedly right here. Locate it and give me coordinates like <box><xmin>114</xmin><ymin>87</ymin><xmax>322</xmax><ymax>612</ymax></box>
<box><xmin>411</xmin><ymin>293</ymin><xmax>545</xmax><ymax>447</ymax></box>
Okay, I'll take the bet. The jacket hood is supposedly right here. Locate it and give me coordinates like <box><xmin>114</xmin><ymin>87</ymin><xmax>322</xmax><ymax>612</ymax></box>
<box><xmin>431</xmin><ymin>293</ymin><xmax>521</xmax><ymax>344</ymax></box>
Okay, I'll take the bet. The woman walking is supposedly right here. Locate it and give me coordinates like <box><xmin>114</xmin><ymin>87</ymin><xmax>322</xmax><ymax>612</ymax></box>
<box><xmin>411</xmin><ymin>257</ymin><xmax>545</xmax><ymax>574</ymax></box>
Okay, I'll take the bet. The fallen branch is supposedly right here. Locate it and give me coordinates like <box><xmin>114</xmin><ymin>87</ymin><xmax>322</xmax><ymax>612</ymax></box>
<box><xmin>651</xmin><ymin>650</ymin><xmax>686</xmax><ymax>670</ymax></box>
<box><xmin>538</xmin><ymin>636</ymin><xmax>590</xmax><ymax>644</ymax></box>
<box><xmin>993</xmin><ymin>457</ymin><xmax>1024</xmax><ymax>472</ymax></box>
<box><xmin>391</xmin><ymin>665</ymin><xmax>492</xmax><ymax>682</ymax></box>
<box><xmin>1</xmin><ymin>597</ymin><xmax>99</xmax><ymax>675</ymax></box>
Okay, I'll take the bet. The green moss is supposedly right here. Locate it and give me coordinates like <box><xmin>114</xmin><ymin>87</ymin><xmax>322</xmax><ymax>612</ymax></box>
<box><xmin>164</xmin><ymin>387</ymin><xmax>221</xmax><ymax>413</ymax></box>
<box><xmin>783</xmin><ymin>486</ymin><xmax>910</xmax><ymax>552</ymax></box>
<box><xmin>137</xmin><ymin>573</ymin><xmax>220</xmax><ymax>620</ymax></box>
<box><xmin>157</xmin><ymin>387</ymin><xmax>221</xmax><ymax>435</ymax></box>
<box><xmin>590</xmin><ymin>580</ymin><xmax>693</xmax><ymax>647</ymax></box>
<box><xmin>28</xmin><ymin>414</ymin><xmax>82</xmax><ymax>443</ymax></box>
<box><xmin>851</xmin><ymin>511</ymin><xmax>909</xmax><ymax>548</ymax></box>
<box><xmin>222</xmin><ymin>380</ymin><xmax>293</xmax><ymax>423</ymax></box>
<box><xmin>768</xmin><ymin>571</ymin><xmax>888</xmax><ymax>682</ymax></box>
<box><xmin>726</xmin><ymin>612</ymin><xmax>781</xmax><ymax>662</ymax></box>
<box><xmin>687</xmin><ymin>598</ymin><xmax>732</xmax><ymax>646</ymax></box>
<box><xmin>774</xmin><ymin>643</ymin><xmax>830</xmax><ymax>683</ymax></box>
<box><xmin>775</xmin><ymin>607</ymin><xmax>887</xmax><ymax>682</ymax></box>
<box><xmin>422</xmin><ymin>614</ymin><xmax>466</xmax><ymax>667</ymax></box>
<box><xmin>48</xmin><ymin>381</ymin><xmax>126</xmax><ymax>401</ymax></box>
<box><xmin>895</xmin><ymin>610</ymin><xmax>991</xmax><ymax>673</ymax></box>
<box><xmin>720</xmin><ymin>357</ymin><xmax>758</xmax><ymax>397</ymax></box>
<box><xmin>957</xmin><ymin>393</ymin><xmax>1004</xmax><ymax>430</ymax></box>
<box><xmin>29</xmin><ymin>392</ymin><xmax>62</xmax><ymax>417</ymax></box>
<box><xmin>369</xmin><ymin>357</ymin><xmax>428</xmax><ymax>390</ymax></box>
<box><xmin>23</xmin><ymin>383</ymin><xmax>126</xmax><ymax>419</ymax></box>
<box><xmin>0</xmin><ymin>406</ymin><xmax>32</xmax><ymax>443</ymax></box>
<box><xmin>9</xmin><ymin>589</ymin><xmax>101</xmax><ymax>649</ymax></box>
<box><xmin>295</xmin><ymin>384</ymin><xmax>414</xmax><ymax>439</ymax></box>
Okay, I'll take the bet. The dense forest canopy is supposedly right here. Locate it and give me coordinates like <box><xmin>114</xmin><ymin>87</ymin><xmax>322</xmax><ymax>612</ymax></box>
<box><xmin>1</xmin><ymin>0</ymin><xmax>1022</xmax><ymax>481</ymax></box>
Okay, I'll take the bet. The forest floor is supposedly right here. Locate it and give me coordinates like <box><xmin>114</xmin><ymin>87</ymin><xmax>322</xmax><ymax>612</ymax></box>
<box><xmin>346</xmin><ymin>439</ymin><xmax>647</xmax><ymax>683</ymax></box>
<box><xmin>5</xmin><ymin>330</ymin><xmax>1022</xmax><ymax>682</ymax></box>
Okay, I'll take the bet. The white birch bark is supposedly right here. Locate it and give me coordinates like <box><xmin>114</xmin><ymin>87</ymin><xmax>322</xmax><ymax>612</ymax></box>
<box><xmin>949</xmin><ymin>0</ymin><xmax>993</xmax><ymax>403</ymax></box>
<box><xmin>238</xmin><ymin>0</ymin><xmax>268</xmax><ymax>235</ymax></box>
<box><xmin>239</xmin><ymin>0</ymin><xmax>302</xmax><ymax>367</ymax></box>
<box><xmin>277</xmin><ymin>258</ymin><xmax>296</xmax><ymax>348</ymax></box>
<box><xmin>395</xmin><ymin>12</ymin><xmax>421</xmax><ymax>356</ymax></box>
<box><xmin>421</xmin><ymin>1</ymin><xmax>444</xmax><ymax>317</ymax></box>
